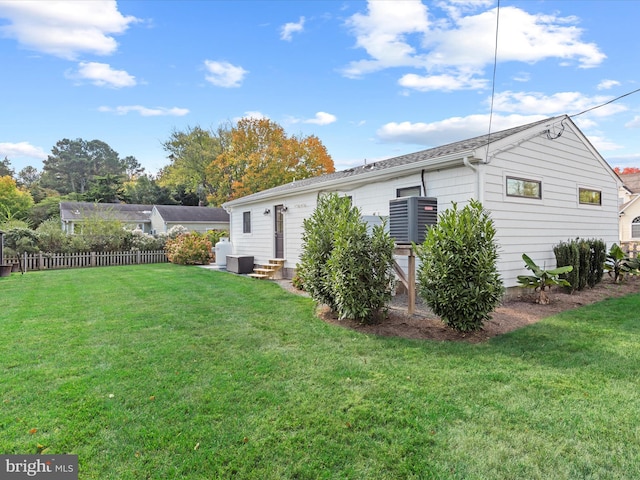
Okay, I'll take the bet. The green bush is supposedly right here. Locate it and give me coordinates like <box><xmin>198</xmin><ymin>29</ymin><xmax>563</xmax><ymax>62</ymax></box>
<box><xmin>206</xmin><ymin>229</ymin><xmax>229</xmax><ymax>247</ymax></box>
<box><xmin>299</xmin><ymin>194</ymin><xmax>353</xmax><ymax>311</ymax></box>
<box><xmin>299</xmin><ymin>193</ymin><xmax>396</xmax><ymax>323</ymax></box>
<box><xmin>3</xmin><ymin>227</ymin><xmax>39</xmax><ymax>256</ymax></box>
<box><xmin>554</xmin><ymin>238</ymin><xmax>606</xmax><ymax>291</ymax></box>
<box><xmin>416</xmin><ymin>200</ymin><xmax>504</xmax><ymax>332</ymax></box>
<box><xmin>553</xmin><ymin>240</ymin><xmax>580</xmax><ymax>292</ymax></box>
<box><xmin>165</xmin><ymin>232</ymin><xmax>212</xmax><ymax>265</ymax></box>
<box><xmin>36</xmin><ymin>218</ymin><xmax>71</xmax><ymax>253</ymax></box>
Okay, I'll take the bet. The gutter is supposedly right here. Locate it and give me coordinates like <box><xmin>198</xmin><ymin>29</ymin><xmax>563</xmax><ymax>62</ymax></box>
<box><xmin>224</xmin><ymin>150</ymin><xmax>475</xmax><ymax>208</ymax></box>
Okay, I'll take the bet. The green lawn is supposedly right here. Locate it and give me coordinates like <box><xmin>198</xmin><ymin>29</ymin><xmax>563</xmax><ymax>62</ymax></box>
<box><xmin>1</xmin><ymin>264</ymin><xmax>639</xmax><ymax>479</ymax></box>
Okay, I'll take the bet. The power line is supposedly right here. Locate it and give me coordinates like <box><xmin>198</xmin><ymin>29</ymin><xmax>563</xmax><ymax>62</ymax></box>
<box><xmin>485</xmin><ymin>0</ymin><xmax>500</xmax><ymax>161</ymax></box>
<box><xmin>570</xmin><ymin>87</ymin><xmax>640</xmax><ymax>118</ymax></box>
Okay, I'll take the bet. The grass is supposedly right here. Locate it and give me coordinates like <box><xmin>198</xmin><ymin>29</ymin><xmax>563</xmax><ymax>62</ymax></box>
<box><xmin>1</xmin><ymin>264</ymin><xmax>639</xmax><ymax>479</ymax></box>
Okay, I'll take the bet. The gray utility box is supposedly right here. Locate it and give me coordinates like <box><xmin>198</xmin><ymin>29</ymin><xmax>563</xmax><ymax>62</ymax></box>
<box><xmin>226</xmin><ymin>255</ymin><xmax>254</xmax><ymax>274</ymax></box>
<box><xmin>389</xmin><ymin>196</ymin><xmax>438</xmax><ymax>244</ymax></box>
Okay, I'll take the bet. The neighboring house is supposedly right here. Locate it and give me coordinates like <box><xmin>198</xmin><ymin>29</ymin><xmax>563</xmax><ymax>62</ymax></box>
<box><xmin>60</xmin><ymin>202</ymin><xmax>154</xmax><ymax>234</ymax></box>
<box><xmin>60</xmin><ymin>202</ymin><xmax>229</xmax><ymax>235</ymax></box>
<box><xmin>222</xmin><ymin>115</ymin><xmax>620</xmax><ymax>288</ymax></box>
<box><xmin>150</xmin><ymin>205</ymin><xmax>229</xmax><ymax>234</ymax></box>
<box><xmin>617</xmin><ymin>172</ymin><xmax>640</xmax><ymax>242</ymax></box>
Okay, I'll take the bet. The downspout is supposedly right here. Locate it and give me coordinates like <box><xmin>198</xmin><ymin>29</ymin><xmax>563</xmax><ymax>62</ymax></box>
<box><xmin>463</xmin><ymin>156</ymin><xmax>484</xmax><ymax>204</ymax></box>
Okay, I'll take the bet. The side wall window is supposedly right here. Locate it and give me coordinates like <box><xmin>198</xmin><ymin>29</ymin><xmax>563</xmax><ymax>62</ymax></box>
<box><xmin>242</xmin><ymin>211</ymin><xmax>251</xmax><ymax>233</ymax></box>
<box><xmin>579</xmin><ymin>188</ymin><xmax>602</xmax><ymax>206</ymax></box>
<box><xmin>506</xmin><ymin>177</ymin><xmax>542</xmax><ymax>199</ymax></box>
<box><xmin>397</xmin><ymin>186</ymin><xmax>421</xmax><ymax>197</ymax></box>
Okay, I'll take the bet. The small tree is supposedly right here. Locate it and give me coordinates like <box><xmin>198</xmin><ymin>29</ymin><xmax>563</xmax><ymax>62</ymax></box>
<box><xmin>416</xmin><ymin>200</ymin><xmax>504</xmax><ymax>332</ymax></box>
<box><xmin>604</xmin><ymin>243</ymin><xmax>639</xmax><ymax>283</ymax></box>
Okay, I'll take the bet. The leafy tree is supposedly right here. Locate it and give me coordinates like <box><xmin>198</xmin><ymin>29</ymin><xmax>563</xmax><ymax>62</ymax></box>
<box><xmin>16</xmin><ymin>166</ymin><xmax>40</xmax><ymax>188</ymax></box>
<box><xmin>122</xmin><ymin>174</ymin><xmax>175</xmax><ymax>205</ymax></box>
<box><xmin>0</xmin><ymin>157</ymin><xmax>15</xmax><ymax>177</ymax></box>
<box><xmin>84</xmin><ymin>173</ymin><xmax>125</xmax><ymax>203</ymax></box>
<box><xmin>207</xmin><ymin>118</ymin><xmax>335</xmax><ymax>205</ymax></box>
<box><xmin>615</xmin><ymin>167</ymin><xmax>640</xmax><ymax>174</ymax></box>
<box><xmin>41</xmin><ymin>138</ymin><xmax>132</xmax><ymax>195</ymax></box>
<box><xmin>27</xmin><ymin>195</ymin><xmax>63</xmax><ymax>228</ymax></box>
<box><xmin>159</xmin><ymin>126</ymin><xmax>227</xmax><ymax>205</ymax></box>
<box><xmin>0</xmin><ymin>175</ymin><xmax>34</xmax><ymax>223</ymax></box>
<box><xmin>416</xmin><ymin>200</ymin><xmax>504</xmax><ymax>332</ymax></box>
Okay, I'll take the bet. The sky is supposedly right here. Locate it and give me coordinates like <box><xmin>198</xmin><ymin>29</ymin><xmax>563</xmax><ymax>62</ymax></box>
<box><xmin>1</xmin><ymin>0</ymin><xmax>640</xmax><ymax>177</ymax></box>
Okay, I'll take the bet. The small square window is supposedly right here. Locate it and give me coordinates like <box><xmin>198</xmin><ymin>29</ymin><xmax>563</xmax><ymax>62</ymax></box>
<box><xmin>242</xmin><ymin>211</ymin><xmax>251</xmax><ymax>233</ymax></box>
<box><xmin>579</xmin><ymin>188</ymin><xmax>601</xmax><ymax>205</ymax></box>
<box><xmin>397</xmin><ymin>186</ymin><xmax>421</xmax><ymax>198</ymax></box>
<box><xmin>506</xmin><ymin>177</ymin><xmax>541</xmax><ymax>199</ymax></box>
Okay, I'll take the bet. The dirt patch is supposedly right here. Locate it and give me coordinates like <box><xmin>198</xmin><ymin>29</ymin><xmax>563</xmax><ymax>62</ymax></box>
<box><xmin>277</xmin><ymin>276</ymin><xmax>640</xmax><ymax>343</ymax></box>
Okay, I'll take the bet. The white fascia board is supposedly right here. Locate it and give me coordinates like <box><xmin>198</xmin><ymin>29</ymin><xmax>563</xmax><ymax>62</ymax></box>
<box><xmin>223</xmin><ymin>151</ymin><xmax>476</xmax><ymax>208</ymax></box>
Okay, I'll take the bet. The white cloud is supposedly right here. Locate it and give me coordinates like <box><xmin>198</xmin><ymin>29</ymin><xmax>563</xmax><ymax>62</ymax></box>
<box><xmin>492</xmin><ymin>91</ymin><xmax>627</xmax><ymax>117</ymax></box>
<box><xmin>398</xmin><ymin>72</ymin><xmax>487</xmax><ymax>92</ymax></box>
<box><xmin>98</xmin><ymin>105</ymin><xmax>189</xmax><ymax>116</ymax></box>
<box><xmin>376</xmin><ymin>114</ymin><xmax>547</xmax><ymax>145</ymax></box>
<box><xmin>232</xmin><ymin>111</ymin><xmax>269</xmax><ymax>123</ymax></box>
<box><xmin>0</xmin><ymin>0</ymin><xmax>138</xmax><ymax>60</ymax></box>
<box><xmin>66</xmin><ymin>62</ymin><xmax>136</xmax><ymax>88</ymax></box>
<box><xmin>343</xmin><ymin>2</ymin><xmax>605</xmax><ymax>92</ymax></box>
<box><xmin>625</xmin><ymin>116</ymin><xmax>640</xmax><ymax>128</ymax></box>
<box><xmin>204</xmin><ymin>60</ymin><xmax>248</xmax><ymax>88</ymax></box>
<box><xmin>598</xmin><ymin>79</ymin><xmax>621</xmax><ymax>90</ymax></box>
<box><xmin>280</xmin><ymin>16</ymin><xmax>305</xmax><ymax>41</ymax></box>
<box><xmin>0</xmin><ymin>141</ymin><xmax>47</xmax><ymax>160</ymax></box>
<box><xmin>303</xmin><ymin>112</ymin><xmax>337</xmax><ymax>125</ymax></box>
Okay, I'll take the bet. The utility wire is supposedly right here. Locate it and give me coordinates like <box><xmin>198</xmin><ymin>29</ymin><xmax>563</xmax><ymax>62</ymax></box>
<box><xmin>570</xmin><ymin>87</ymin><xmax>640</xmax><ymax>118</ymax></box>
<box><xmin>485</xmin><ymin>0</ymin><xmax>500</xmax><ymax>161</ymax></box>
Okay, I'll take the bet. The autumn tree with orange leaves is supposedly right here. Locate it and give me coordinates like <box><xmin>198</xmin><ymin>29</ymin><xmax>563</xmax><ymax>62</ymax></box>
<box><xmin>205</xmin><ymin>118</ymin><xmax>335</xmax><ymax>205</ymax></box>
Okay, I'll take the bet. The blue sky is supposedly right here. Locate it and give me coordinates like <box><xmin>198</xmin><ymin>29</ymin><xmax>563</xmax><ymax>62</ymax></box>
<box><xmin>1</xmin><ymin>0</ymin><xmax>639</xmax><ymax>176</ymax></box>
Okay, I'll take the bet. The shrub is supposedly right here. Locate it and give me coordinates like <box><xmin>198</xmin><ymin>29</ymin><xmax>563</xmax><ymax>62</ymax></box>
<box><xmin>36</xmin><ymin>218</ymin><xmax>71</xmax><ymax>253</ymax></box>
<box><xmin>3</xmin><ymin>227</ymin><xmax>39</xmax><ymax>256</ymax></box>
<box><xmin>165</xmin><ymin>232</ymin><xmax>212</xmax><ymax>265</ymax></box>
<box><xmin>554</xmin><ymin>238</ymin><xmax>607</xmax><ymax>291</ymax></box>
<box><xmin>298</xmin><ymin>193</ymin><xmax>396</xmax><ymax>323</ymax></box>
<box><xmin>604</xmin><ymin>243</ymin><xmax>639</xmax><ymax>283</ymax></box>
<box><xmin>299</xmin><ymin>194</ymin><xmax>353</xmax><ymax>310</ymax></box>
<box><xmin>416</xmin><ymin>200</ymin><xmax>504</xmax><ymax>332</ymax></box>
<box><xmin>554</xmin><ymin>240</ymin><xmax>580</xmax><ymax>292</ymax></box>
<box><xmin>167</xmin><ymin>225</ymin><xmax>188</xmax><ymax>240</ymax></box>
<box><xmin>206</xmin><ymin>229</ymin><xmax>229</xmax><ymax>247</ymax></box>
<box><xmin>129</xmin><ymin>229</ymin><xmax>165</xmax><ymax>251</ymax></box>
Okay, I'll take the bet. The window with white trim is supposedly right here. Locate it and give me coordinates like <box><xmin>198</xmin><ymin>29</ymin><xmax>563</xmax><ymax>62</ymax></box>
<box><xmin>396</xmin><ymin>186</ymin><xmax>421</xmax><ymax>197</ymax></box>
<box><xmin>242</xmin><ymin>211</ymin><xmax>251</xmax><ymax>233</ymax></box>
<box><xmin>632</xmin><ymin>216</ymin><xmax>640</xmax><ymax>238</ymax></box>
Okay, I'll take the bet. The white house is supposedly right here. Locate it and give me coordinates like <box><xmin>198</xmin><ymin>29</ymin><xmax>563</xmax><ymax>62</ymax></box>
<box><xmin>222</xmin><ymin>115</ymin><xmax>620</xmax><ymax>287</ymax></box>
<box><xmin>60</xmin><ymin>202</ymin><xmax>229</xmax><ymax>235</ymax></box>
<box><xmin>618</xmin><ymin>173</ymin><xmax>640</xmax><ymax>243</ymax></box>
<box><xmin>150</xmin><ymin>205</ymin><xmax>229</xmax><ymax>234</ymax></box>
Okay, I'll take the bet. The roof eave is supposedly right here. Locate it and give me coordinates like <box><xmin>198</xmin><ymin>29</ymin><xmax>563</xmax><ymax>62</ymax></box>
<box><xmin>223</xmin><ymin>151</ymin><xmax>475</xmax><ymax>208</ymax></box>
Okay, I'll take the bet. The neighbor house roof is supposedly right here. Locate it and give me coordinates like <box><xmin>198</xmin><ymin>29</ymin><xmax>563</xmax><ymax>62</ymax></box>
<box><xmin>60</xmin><ymin>202</ymin><xmax>154</xmax><ymax>223</ymax></box>
<box><xmin>223</xmin><ymin>115</ymin><xmax>563</xmax><ymax>207</ymax></box>
<box><xmin>619</xmin><ymin>173</ymin><xmax>640</xmax><ymax>194</ymax></box>
<box><xmin>153</xmin><ymin>205</ymin><xmax>229</xmax><ymax>223</ymax></box>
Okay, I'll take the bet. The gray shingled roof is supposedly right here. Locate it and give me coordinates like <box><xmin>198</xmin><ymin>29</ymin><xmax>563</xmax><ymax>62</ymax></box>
<box><xmin>154</xmin><ymin>205</ymin><xmax>229</xmax><ymax>222</ymax></box>
<box><xmin>60</xmin><ymin>202</ymin><xmax>153</xmax><ymax>223</ymax></box>
<box><xmin>224</xmin><ymin>115</ymin><xmax>558</xmax><ymax>205</ymax></box>
<box><xmin>619</xmin><ymin>173</ymin><xmax>640</xmax><ymax>193</ymax></box>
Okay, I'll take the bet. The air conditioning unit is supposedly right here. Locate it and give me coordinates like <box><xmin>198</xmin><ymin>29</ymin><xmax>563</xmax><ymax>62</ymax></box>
<box><xmin>389</xmin><ymin>197</ymin><xmax>438</xmax><ymax>244</ymax></box>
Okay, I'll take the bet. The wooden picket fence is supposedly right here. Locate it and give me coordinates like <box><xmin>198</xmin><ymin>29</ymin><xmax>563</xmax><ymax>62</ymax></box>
<box><xmin>621</xmin><ymin>242</ymin><xmax>640</xmax><ymax>259</ymax></box>
<box><xmin>3</xmin><ymin>250</ymin><xmax>167</xmax><ymax>272</ymax></box>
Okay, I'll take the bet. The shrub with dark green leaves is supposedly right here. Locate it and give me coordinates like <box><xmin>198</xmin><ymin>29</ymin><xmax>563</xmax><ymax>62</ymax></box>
<box><xmin>298</xmin><ymin>193</ymin><xmax>396</xmax><ymax>323</ymax></box>
<box><xmin>165</xmin><ymin>232</ymin><xmax>212</xmax><ymax>265</ymax></box>
<box><xmin>3</xmin><ymin>227</ymin><xmax>39</xmax><ymax>256</ymax></box>
<box><xmin>416</xmin><ymin>200</ymin><xmax>504</xmax><ymax>332</ymax></box>
<box><xmin>554</xmin><ymin>238</ymin><xmax>606</xmax><ymax>291</ymax></box>
<box><xmin>36</xmin><ymin>218</ymin><xmax>71</xmax><ymax>253</ymax></box>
